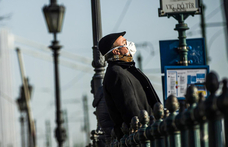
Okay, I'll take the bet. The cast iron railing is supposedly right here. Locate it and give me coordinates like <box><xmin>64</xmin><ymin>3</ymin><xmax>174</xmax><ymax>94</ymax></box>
<box><xmin>88</xmin><ymin>71</ymin><xmax>228</xmax><ymax>147</ymax></box>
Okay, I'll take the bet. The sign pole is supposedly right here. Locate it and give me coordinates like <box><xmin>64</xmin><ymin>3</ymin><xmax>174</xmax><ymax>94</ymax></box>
<box><xmin>172</xmin><ymin>14</ymin><xmax>190</xmax><ymax>66</ymax></box>
<box><xmin>159</xmin><ymin>0</ymin><xmax>202</xmax><ymax>66</ymax></box>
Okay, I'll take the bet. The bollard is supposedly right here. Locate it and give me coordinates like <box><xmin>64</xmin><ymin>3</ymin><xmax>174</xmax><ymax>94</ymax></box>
<box><xmin>193</xmin><ymin>92</ymin><xmax>208</xmax><ymax>147</ymax></box>
<box><xmin>204</xmin><ymin>72</ymin><xmax>223</xmax><ymax>147</ymax></box>
<box><xmin>138</xmin><ymin>110</ymin><xmax>150</xmax><ymax>147</ymax></box>
<box><xmin>183</xmin><ymin>85</ymin><xmax>200</xmax><ymax>147</ymax></box>
<box><xmin>165</xmin><ymin>95</ymin><xmax>181</xmax><ymax>147</ymax></box>
<box><xmin>217</xmin><ymin>79</ymin><xmax>228</xmax><ymax>147</ymax></box>
<box><xmin>151</xmin><ymin>102</ymin><xmax>165</xmax><ymax>147</ymax></box>
<box><xmin>145</xmin><ymin>115</ymin><xmax>155</xmax><ymax>147</ymax></box>
<box><xmin>159</xmin><ymin>109</ymin><xmax>169</xmax><ymax>147</ymax></box>
<box><xmin>175</xmin><ymin>100</ymin><xmax>188</xmax><ymax>147</ymax></box>
<box><xmin>120</xmin><ymin>122</ymin><xmax>129</xmax><ymax>147</ymax></box>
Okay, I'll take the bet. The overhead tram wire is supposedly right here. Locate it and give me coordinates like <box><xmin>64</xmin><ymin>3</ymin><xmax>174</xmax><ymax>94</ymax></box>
<box><xmin>112</xmin><ymin>0</ymin><xmax>132</xmax><ymax>32</ymax></box>
<box><xmin>14</xmin><ymin>35</ymin><xmax>92</xmax><ymax>65</ymax></box>
<box><xmin>61</xmin><ymin>72</ymin><xmax>86</xmax><ymax>91</ymax></box>
<box><xmin>35</xmin><ymin>98</ymin><xmax>80</xmax><ymax>119</ymax></box>
<box><xmin>187</xmin><ymin>3</ymin><xmax>223</xmax><ymax>36</ymax></box>
<box><xmin>208</xmin><ymin>28</ymin><xmax>224</xmax><ymax>51</ymax></box>
<box><xmin>17</xmin><ymin>47</ymin><xmax>93</xmax><ymax>74</ymax></box>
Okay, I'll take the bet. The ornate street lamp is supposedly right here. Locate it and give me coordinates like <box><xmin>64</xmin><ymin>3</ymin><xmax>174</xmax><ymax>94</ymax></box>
<box><xmin>43</xmin><ymin>0</ymin><xmax>66</xmax><ymax>146</ymax></box>
<box><xmin>43</xmin><ymin>0</ymin><xmax>65</xmax><ymax>33</ymax></box>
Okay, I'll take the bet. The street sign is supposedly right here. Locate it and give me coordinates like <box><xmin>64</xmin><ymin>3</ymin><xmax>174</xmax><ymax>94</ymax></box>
<box><xmin>159</xmin><ymin>38</ymin><xmax>206</xmax><ymax>73</ymax></box>
<box><xmin>159</xmin><ymin>0</ymin><xmax>201</xmax><ymax>16</ymax></box>
<box><xmin>164</xmin><ymin>65</ymin><xmax>209</xmax><ymax>100</ymax></box>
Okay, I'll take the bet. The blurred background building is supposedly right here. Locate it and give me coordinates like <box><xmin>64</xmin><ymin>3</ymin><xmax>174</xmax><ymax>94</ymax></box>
<box><xmin>0</xmin><ymin>29</ymin><xmax>17</xmax><ymax>147</ymax></box>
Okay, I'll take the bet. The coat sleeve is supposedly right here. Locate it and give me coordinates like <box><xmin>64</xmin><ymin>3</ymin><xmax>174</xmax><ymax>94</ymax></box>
<box><xmin>104</xmin><ymin>70</ymin><xmax>140</xmax><ymax>126</ymax></box>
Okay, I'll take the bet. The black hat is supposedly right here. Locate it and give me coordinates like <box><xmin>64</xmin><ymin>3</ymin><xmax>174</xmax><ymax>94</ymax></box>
<box><xmin>98</xmin><ymin>31</ymin><xmax>126</xmax><ymax>56</ymax></box>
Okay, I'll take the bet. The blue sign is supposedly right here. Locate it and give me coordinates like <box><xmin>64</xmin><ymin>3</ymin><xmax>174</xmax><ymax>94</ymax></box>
<box><xmin>159</xmin><ymin>38</ymin><xmax>206</xmax><ymax>73</ymax></box>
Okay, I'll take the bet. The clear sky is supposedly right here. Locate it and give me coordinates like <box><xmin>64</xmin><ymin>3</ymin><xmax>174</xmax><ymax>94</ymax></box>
<box><xmin>1</xmin><ymin>0</ymin><xmax>228</xmax><ymax>146</ymax></box>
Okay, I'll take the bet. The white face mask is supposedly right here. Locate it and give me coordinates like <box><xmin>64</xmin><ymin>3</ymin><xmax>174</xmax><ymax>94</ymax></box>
<box><xmin>104</xmin><ymin>40</ymin><xmax>137</xmax><ymax>56</ymax></box>
<box><xmin>126</xmin><ymin>41</ymin><xmax>137</xmax><ymax>56</ymax></box>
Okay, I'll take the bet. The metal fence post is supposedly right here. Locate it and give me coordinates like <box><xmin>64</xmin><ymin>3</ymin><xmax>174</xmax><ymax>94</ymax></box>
<box><xmin>152</xmin><ymin>102</ymin><xmax>165</xmax><ymax>147</ymax></box>
<box><xmin>120</xmin><ymin>122</ymin><xmax>129</xmax><ymax>147</ymax></box>
<box><xmin>175</xmin><ymin>101</ymin><xmax>188</xmax><ymax>147</ymax></box>
<box><xmin>110</xmin><ymin>129</ymin><xmax>114</xmax><ymax>147</ymax></box>
<box><xmin>183</xmin><ymin>85</ymin><xmax>201</xmax><ymax>147</ymax></box>
<box><xmin>193</xmin><ymin>93</ymin><xmax>208</xmax><ymax>147</ymax></box>
<box><xmin>110</xmin><ymin>129</ymin><xmax>118</xmax><ymax>147</ymax></box>
<box><xmin>131</xmin><ymin>116</ymin><xmax>140</xmax><ymax>147</ymax></box>
<box><xmin>159</xmin><ymin>109</ymin><xmax>169</xmax><ymax>147</ymax></box>
<box><xmin>204</xmin><ymin>72</ymin><xmax>223</xmax><ymax>147</ymax></box>
<box><xmin>217</xmin><ymin>79</ymin><xmax>228</xmax><ymax>147</ymax></box>
<box><xmin>138</xmin><ymin>110</ymin><xmax>150</xmax><ymax>147</ymax></box>
<box><xmin>125</xmin><ymin>125</ymin><xmax>132</xmax><ymax>147</ymax></box>
<box><xmin>165</xmin><ymin>95</ymin><xmax>181</xmax><ymax>147</ymax></box>
<box><xmin>145</xmin><ymin>115</ymin><xmax>155</xmax><ymax>147</ymax></box>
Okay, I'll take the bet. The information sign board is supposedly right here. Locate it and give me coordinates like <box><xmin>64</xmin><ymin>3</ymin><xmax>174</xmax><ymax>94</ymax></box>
<box><xmin>164</xmin><ymin>65</ymin><xmax>209</xmax><ymax>100</ymax></box>
<box><xmin>159</xmin><ymin>38</ymin><xmax>206</xmax><ymax>73</ymax></box>
<box><xmin>159</xmin><ymin>0</ymin><xmax>201</xmax><ymax>16</ymax></box>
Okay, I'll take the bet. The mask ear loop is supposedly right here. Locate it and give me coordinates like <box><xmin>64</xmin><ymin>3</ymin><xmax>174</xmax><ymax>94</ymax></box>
<box><xmin>104</xmin><ymin>45</ymin><xmax>126</xmax><ymax>56</ymax></box>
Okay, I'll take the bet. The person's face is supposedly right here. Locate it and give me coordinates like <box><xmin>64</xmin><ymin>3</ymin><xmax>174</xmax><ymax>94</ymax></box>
<box><xmin>112</xmin><ymin>36</ymin><xmax>128</xmax><ymax>55</ymax></box>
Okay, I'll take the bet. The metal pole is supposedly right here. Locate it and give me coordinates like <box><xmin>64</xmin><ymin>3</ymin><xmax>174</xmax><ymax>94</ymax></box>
<box><xmin>50</xmin><ymin>34</ymin><xmax>66</xmax><ymax>147</ymax></box>
<box><xmin>45</xmin><ymin>120</ymin><xmax>52</xmax><ymax>147</ymax></box>
<box><xmin>90</xmin><ymin>1</ymin><xmax>105</xmax><ymax>145</ymax></box>
<box><xmin>16</xmin><ymin>48</ymin><xmax>36</xmax><ymax>147</ymax></box>
<box><xmin>137</xmin><ymin>52</ymin><xmax>143</xmax><ymax>71</ymax></box>
<box><xmin>200</xmin><ymin>2</ymin><xmax>208</xmax><ymax>64</ymax></box>
<box><xmin>222</xmin><ymin>0</ymin><xmax>228</xmax><ymax>60</ymax></box>
<box><xmin>91</xmin><ymin>0</ymin><xmax>105</xmax><ymax>96</ymax></box>
<box><xmin>172</xmin><ymin>14</ymin><xmax>190</xmax><ymax>66</ymax></box>
<box><xmin>20</xmin><ymin>115</ymin><xmax>25</xmax><ymax>147</ymax></box>
<box><xmin>83</xmin><ymin>95</ymin><xmax>91</xmax><ymax>145</ymax></box>
<box><xmin>63</xmin><ymin>110</ymin><xmax>70</xmax><ymax>147</ymax></box>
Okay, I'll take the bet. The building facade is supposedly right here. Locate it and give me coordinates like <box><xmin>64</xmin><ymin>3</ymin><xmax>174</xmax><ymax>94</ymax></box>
<box><xmin>0</xmin><ymin>29</ymin><xmax>17</xmax><ymax>147</ymax></box>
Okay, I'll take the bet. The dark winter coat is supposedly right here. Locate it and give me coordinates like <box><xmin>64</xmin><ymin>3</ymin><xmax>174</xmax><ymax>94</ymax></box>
<box><xmin>103</xmin><ymin>61</ymin><xmax>160</xmax><ymax>140</ymax></box>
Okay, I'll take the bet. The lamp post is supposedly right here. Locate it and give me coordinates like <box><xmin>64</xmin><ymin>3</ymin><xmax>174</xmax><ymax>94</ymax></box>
<box><xmin>16</xmin><ymin>88</ymin><xmax>26</xmax><ymax>147</ymax></box>
<box><xmin>43</xmin><ymin>0</ymin><xmax>66</xmax><ymax>146</ymax></box>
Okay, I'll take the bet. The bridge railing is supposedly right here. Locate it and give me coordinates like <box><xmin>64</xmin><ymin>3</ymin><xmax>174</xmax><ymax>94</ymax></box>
<box><xmin>90</xmin><ymin>71</ymin><xmax>228</xmax><ymax>147</ymax></box>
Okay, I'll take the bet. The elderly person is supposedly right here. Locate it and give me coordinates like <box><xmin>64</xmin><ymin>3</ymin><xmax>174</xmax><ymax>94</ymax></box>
<box><xmin>98</xmin><ymin>31</ymin><xmax>160</xmax><ymax>140</ymax></box>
